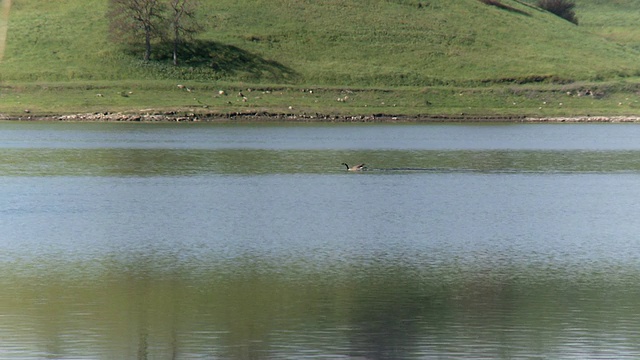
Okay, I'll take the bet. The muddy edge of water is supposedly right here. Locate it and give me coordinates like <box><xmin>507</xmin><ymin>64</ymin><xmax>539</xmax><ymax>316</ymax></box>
<box><xmin>3</xmin><ymin>111</ymin><xmax>640</xmax><ymax>123</ymax></box>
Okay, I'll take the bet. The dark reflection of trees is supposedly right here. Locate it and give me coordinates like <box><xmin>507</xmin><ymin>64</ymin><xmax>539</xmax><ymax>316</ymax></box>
<box><xmin>38</xmin><ymin>284</ymin><xmax>66</xmax><ymax>359</ymax></box>
<box><xmin>118</xmin><ymin>255</ymin><xmax>153</xmax><ymax>360</ymax></box>
<box><xmin>343</xmin><ymin>264</ymin><xmax>430</xmax><ymax>360</ymax></box>
<box><xmin>133</xmin><ymin>274</ymin><xmax>150</xmax><ymax>360</ymax></box>
<box><xmin>112</xmin><ymin>252</ymin><xmax>186</xmax><ymax>360</ymax></box>
<box><xmin>9</xmin><ymin>256</ymin><xmax>640</xmax><ymax>358</ymax></box>
<box><xmin>205</xmin><ymin>257</ymin><xmax>282</xmax><ymax>359</ymax></box>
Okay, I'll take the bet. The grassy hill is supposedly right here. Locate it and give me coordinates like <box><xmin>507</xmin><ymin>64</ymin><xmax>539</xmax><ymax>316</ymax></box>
<box><xmin>2</xmin><ymin>0</ymin><xmax>640</xmax><ymax>116</ymax></box>
<box><xmin>567</xmin><ymin>0</ymin><xmax>640</xmax><ymax>51</ymax></box>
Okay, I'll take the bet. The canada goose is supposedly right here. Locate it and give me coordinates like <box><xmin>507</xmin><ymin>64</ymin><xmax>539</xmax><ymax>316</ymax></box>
<box><xmin>342</xmin><ymin>163</ymin><xmax>366</xmax><ymax>171</ymax></box>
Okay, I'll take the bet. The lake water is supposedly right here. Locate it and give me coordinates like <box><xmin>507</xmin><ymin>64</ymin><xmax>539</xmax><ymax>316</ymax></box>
<box><xmin>2</xmin><ymin>121</ymin><xmax>640</xmax><ymax>359</ymax></box>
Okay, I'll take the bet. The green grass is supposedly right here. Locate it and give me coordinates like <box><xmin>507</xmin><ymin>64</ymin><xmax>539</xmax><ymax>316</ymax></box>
<box><xmin>563</xmin><ymin>0</ymin><xmax>640</xmax><ymax>51</ymax></box>
<box><xmin>2</xmin><ymin>0</ymin><xmax>640</xmax><ymax>117</ymax></box>
<box><xmin>4</xmin><ymin>80</ymin><xmax>640</xmax><ymax>118</ymax></box>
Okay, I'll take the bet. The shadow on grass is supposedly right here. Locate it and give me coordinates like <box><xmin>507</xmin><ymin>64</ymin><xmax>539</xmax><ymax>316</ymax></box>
<box><xmin>153</xmin><ymin>40</ymin><xmax>300</xmax><ymax>82</ymax></box>
<box><xmin>477</xmin><ymin>0</ymin><xmax>530</xmax><ymax>16</ymax></box>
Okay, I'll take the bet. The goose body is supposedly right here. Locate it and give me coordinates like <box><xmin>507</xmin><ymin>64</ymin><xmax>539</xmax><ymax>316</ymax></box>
<box><xmin>342</xmin><ymin>163</ymin><xmax>366</xmax><ymax>171</ymax></box>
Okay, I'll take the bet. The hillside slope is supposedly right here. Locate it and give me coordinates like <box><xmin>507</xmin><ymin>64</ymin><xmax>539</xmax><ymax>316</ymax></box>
<box><xmin>1</xmin><ymin>0</ymin><xmax>640</xmax><ymax>86</ymax></box>
<box><xmin>578</xmin><ymin>0</ymin><xmax>640</xmax><ymax>51</ymax></box>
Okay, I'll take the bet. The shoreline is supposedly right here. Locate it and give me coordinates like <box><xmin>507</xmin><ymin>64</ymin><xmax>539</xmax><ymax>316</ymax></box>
<box><xmin>3</xmin><ymin>111</ymin><xmax>640</xmax><ymax>123</ymax></box>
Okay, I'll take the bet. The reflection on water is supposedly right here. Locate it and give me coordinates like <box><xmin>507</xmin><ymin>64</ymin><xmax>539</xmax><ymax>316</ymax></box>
<box><xmin>2</xmin><ymin>122</ymin><xmax>640</xmax><ymax>359</ymax></box>
<box><xmin>4</xmin><ymin>260</ymin><xmax>640</xmax><ymax>359</ymax></box>
<box><xmin>3</xmin><ymin>148</ymin><xmax>640</xmax><ymax>176</ymax></box>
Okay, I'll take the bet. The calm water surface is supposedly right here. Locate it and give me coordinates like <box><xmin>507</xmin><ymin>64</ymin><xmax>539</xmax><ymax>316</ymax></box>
<box><xmin>2</xmin><ymin>122</ymin><xmax>640</xmax><ymax>359</ymax></box>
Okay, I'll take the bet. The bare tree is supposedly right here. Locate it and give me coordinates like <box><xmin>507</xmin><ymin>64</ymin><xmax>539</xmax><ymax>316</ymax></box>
<box><xmin>168</xmin><ymin>0</ymin><xmax>200</xmax><ymax>65</ymax></box>
<box><xmin>109</xmin><ymin>0</ymin><xmax>166</xmax><ymax>62</ymax></box>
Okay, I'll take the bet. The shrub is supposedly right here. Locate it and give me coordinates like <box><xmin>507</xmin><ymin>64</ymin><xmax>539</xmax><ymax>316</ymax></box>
<box><xmin>537</xmin><ymin>0</ymin><xmax>578</xmax><ymax>25</ymax></box>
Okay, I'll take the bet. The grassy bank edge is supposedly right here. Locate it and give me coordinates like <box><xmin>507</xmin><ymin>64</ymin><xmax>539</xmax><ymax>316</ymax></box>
<box><xmin>1</xmin><ymin>80</ymin><xmax>640</xmax><ymax>122</ymax></box>
<box><xmin>5</xmin><ymin>114</ymin><xmax>640</xmax><ymax>124</ymax></box>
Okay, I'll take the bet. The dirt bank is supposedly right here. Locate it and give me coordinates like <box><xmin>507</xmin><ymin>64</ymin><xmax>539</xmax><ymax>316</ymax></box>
<box><xmin>3</xmin><ymin>111</ymin><xmax>640</xmax><ymax>123</ymax></box>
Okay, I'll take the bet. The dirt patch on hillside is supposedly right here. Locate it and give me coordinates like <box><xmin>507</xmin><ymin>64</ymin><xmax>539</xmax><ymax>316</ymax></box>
<box><xmin>0</xmin><ymin>0</ymin><xmax>11</xmax><ymax>61</ymax></box>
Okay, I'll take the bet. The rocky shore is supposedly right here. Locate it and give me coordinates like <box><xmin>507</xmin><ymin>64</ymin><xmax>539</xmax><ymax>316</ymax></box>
<box><xmin>3</xmin><ymin>111</ymin><xmax>640</xmax><ymax>123</ymax></box>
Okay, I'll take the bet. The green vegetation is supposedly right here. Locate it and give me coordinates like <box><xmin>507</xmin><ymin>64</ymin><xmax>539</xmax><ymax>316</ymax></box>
<box><xmin>578</xmin><ymin>0</ymin><xmax>640</xmax><ymax>51</ymax></box>
<box><xmin>1</xmin><ymin>0</ymin><xmax>640</xmax><ymax>118</ymax></box>
<box><xmin>536</xmin><ymin>0</ymin><xmax>578</xmax><ymax>24</ymax></box>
